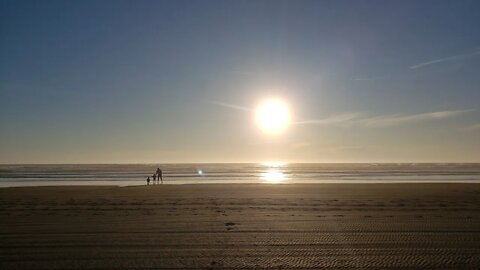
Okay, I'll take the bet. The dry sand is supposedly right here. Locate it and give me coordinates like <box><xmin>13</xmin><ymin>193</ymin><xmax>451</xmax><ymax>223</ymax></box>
<box><xmin>1</xmin><ymin>183</ymin><xmax>479</xmax><ymax>269</ymax></box>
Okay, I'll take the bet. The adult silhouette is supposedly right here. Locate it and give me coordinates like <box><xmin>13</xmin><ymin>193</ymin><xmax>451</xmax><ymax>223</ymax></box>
<box><xmin>156</xmin><ymin>168</ymin><xmax>163</xmax><ymax>184</ymax></box>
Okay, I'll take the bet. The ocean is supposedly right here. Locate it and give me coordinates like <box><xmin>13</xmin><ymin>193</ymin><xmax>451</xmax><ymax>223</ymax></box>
<box><xmin>1</xmin><ymin>163</ymin><xmax>480</xmax><ymax>187</ymax></box>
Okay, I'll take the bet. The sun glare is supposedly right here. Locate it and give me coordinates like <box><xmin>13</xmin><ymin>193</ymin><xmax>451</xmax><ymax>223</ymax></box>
<box><xmin>261</xmin><ymin>168</ymin><xmax>286</xmax><ymax>183</ymax></box>
<box><xmin>261</xmin><ymin>161</ymin><xmax>286</xmax><ymax>167</ymax></box>
<box><xmin>255</xmin><ymin>99</ymin><xmax>291</xmax><ymax>134</ymax></box>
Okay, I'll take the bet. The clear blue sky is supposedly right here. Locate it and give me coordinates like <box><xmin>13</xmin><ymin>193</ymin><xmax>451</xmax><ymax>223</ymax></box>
<box><xmin>1</xmin><ymin>0</ymin><xmax>479</xmax><ymax>163</ymax></box>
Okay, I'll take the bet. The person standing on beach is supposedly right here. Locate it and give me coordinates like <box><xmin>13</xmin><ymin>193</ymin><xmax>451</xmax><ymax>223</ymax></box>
<box><xmin>152</xmin><ymin>174</ymin><xmax>157</xmax><ymax>184</ymax></box>
<box><xmin>156</xmin><ymin>168</ymin><xmax>163</xmax><ymax>184</ymax></box>
<box><xmin>147</xmin><ymin>176</ymin><xmax>150</xmax><ymax>185</ymax></box>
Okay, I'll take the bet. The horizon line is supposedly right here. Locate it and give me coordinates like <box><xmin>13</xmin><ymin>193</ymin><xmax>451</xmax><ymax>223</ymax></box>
<box><xmin>1</xmin><ymin>161</ymin><xmax>480</xmax><ymax>165</ymax></box>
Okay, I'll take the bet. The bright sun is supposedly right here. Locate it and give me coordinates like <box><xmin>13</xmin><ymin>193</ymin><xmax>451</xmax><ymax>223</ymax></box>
<box><xmin>255</xmin><ymin>99</ymin><xmax>291</xmax><ymax>135</ymax></box>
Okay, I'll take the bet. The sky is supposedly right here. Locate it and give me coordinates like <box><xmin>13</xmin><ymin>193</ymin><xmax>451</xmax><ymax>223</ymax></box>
<box><xmin>1</xmin><ymin>0</ymin><xmax>480</xmax><ymax>163</ymax></box>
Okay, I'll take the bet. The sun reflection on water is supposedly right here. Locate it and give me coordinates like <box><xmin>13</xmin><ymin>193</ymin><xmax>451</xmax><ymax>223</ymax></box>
<box><xmin>261</xmin><ymin>169</ymin><xmax>286</xmax><ymax>183</ymax></box>
<box><xmin>260</xmin><ymin>162</ymin><xmax>287</xmax><ymax>183</ymax></box>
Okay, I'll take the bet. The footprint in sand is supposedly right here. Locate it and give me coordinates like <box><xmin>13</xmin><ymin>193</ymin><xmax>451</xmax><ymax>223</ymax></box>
<box><xmin>225</xmin><ymin>222</ymin><xmax>237</xmax><ymax>231</ymax></box>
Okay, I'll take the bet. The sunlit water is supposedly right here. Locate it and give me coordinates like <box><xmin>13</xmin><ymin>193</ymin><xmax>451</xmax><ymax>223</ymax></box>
<box><xmin>1</xmin><ymin>163</ymin><xmax>480</xmax><ymax>187</ymax></box>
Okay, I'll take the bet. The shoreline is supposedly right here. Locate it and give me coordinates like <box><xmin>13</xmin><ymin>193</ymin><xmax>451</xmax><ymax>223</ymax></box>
<box><xmin>2</xmin><ymin>180</ymin><xmax>480</xmax><ymax>188</ymax></box>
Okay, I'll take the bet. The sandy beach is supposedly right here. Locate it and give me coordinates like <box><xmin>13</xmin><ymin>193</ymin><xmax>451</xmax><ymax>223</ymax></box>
<box><xmin>1</xmin><ymin>183</ymin><xmax>479</xmax><ymax>269</ymax></box>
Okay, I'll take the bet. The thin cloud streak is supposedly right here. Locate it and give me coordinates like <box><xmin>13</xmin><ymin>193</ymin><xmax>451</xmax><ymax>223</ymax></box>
<box><xmin>209</xmin><ymin>101</ymin><xmax>254</xmax><ymax>112</ymax></box>
<box><xmin>466</xmin><ymin>123</ymin><xmax>480</xmax><ymax>131</ymax></box>
<box><xmin>210</xmin><ymin>99</ymin><xmax>472</xmax><ymax>128</ymax></box>
<box><xmin>410</xmin><ymin>50</ymin><xmax>480</xmax><ymax>69</ymax></box>
<box><xmin>360</xmin><ymin>109</ymin><xmax>473</xmax><ymax>127</ymax></box>
<box><xmin>300</xmin><ymin>109</ymin><xmax>473</xmax><ymax>127</ymax></box>
<box><xmin>352</xmin><ymin>76</ymin><xmax>388</xmax><ymax>81</ymax></box>
<box><xmin>295</xmin><ymin>113</ymin><xmax>363</xmax><ymax>125</ymax></box>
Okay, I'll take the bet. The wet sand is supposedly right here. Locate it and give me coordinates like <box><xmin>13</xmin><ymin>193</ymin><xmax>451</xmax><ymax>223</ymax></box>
<box><xmin>1</xmin><ymin>183</ymin><xmax>479</xmax><ymax>269</ymax></box>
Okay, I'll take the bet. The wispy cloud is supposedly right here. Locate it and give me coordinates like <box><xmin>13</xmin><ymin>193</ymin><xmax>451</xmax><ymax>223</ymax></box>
<box><xmin>209</xmin><ymin>101</ymin><xmax>253</xmax><ymax>112</ymax></box>
<box><xmin>410</xmin><ymin>50</ymin><xmax>480</xmax><ymax>69</ymax></box>
<box><xmin>352</xmin><ymin>76</ymin><xmax>388</xmax><ymax>81</ymax></box>
<box><xmin>209</xmin><ymin>99</ymin><xmax>473</xmax><ymax>129</ymax></box>
<box><xmin>466</xmin><ymin>123</ymin><xmax>480</xmax><ymax>131</ymax></box>
<box><xmin>359</xmin><ymin>109</ymin><xmax>473</xmax><ymax>127</ymax></box>
<box><xmin>295</xmin><ymin>113</ymin><xmax>363</xmax><ymax>125</ymax></box>
<box><xmin>300</xmin><ymin>109</ymin><xmax>473</xmax><ymax>127</ymax></box>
